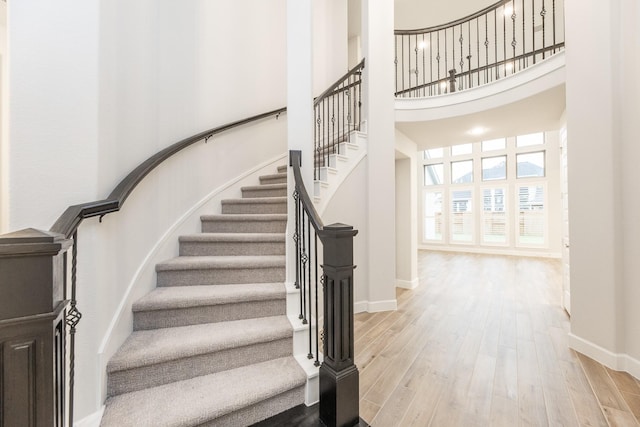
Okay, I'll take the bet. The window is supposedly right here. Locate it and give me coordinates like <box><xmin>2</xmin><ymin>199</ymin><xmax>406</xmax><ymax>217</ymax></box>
<box><xmin>423</xmin><ymin>148</ymin><xmax>444</xmax><ymax>159</ymax></box>
<box><xmin>424</xmin><ymin>191</ymin><xmax>443</xmax><ymax>241</ymax></box>
<box><xmin>517</xmin><ymin>152</ymin><xmax>545</xmax><ymax>178</ymax></box>
<box><xmin>424</xmin><ymin>164</ymin><xmax>444</xmax><ymax>185</ymax></box>
<box><xmin>482</xmin><ymin>138</ymin><xmax>506</xmax><ymax>151</ymax></box>
<box><xmin>451</xmin><ymin>143</ymin><xmax>473</xmax><ymax>156</ymax></box>
<box><xmin>517</xmin><ymin>185</ymin><xmax>545</xmax><ymax>246</ymax></box>
<box><xmin>482</xmin><ymin>187</ymin><xmax>507</xmax><ymax>244</ymax></box>
<box><xmin>451</xmin><ymin>160</ymin><xmax>473</xmax><ymax>183</ymax></box>
<box><xmin>451</xmin><ymin>189</ymin><xmax>473</xmax><ymax>243</ymax></box>
<box><xmin>516</xmin><ymin>132</ymin><xmax>544</xmax><ymax>147</ymax></box>
<box><xmin>482</xmin><ymin>156</ymin><xmax>507</xmax><ymax>181</ymax></box>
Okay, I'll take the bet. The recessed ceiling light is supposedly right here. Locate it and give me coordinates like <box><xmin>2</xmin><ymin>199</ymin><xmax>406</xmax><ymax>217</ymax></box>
<box><xmin>468</xmin><ymin>127</ymin><xmax>486</xmax><ymax>136</ymax></box>
<box><xmin>504</xmin><ymin>5</ymin><xmax>513</xmax><ymax>16</ymax></box>
<box><xmin>418</xmin><ymin>41</ymin><xmax>429</xmax><ymax>50</ymax></box>
<box><xmin>505</xmin><ymin>62</ymin><xmax>514</xmax><ymax>71</ymax></box>
<box><xmin>440</xmin><ymin>82</ymin><xmax>447</xmax><ymax>89</ymax></box>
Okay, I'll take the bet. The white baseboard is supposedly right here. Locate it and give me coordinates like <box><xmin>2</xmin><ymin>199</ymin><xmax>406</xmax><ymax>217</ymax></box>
<box><xmin>418</xmin><ymin>245</ymin><xmax>562</xmax><ymax>259</ymax></box>
<box><xmin>354</xmin><ymin>299</ymin><xmax>398</xmax><ymax>313</ymax></box>
<box><xmin>569</xmin><ymin>333</ymin><xmax>640</xmax><ymax>379</ymax></box>
<box><xmin>396</xmin><ymin>278</ymin><xmax>419</xmax><ymax>289</ymax></box>
<box><xmin>74</xmin><ymin>406</ymin><xmax>104</xmax><ymax>427</ymax></box>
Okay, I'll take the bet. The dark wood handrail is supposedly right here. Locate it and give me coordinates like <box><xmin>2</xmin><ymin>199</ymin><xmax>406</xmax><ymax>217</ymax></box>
<box><xmin>289</xmin><ymin>150</ymin><xmax>324</xmax><ymax>233</ymax></box>
<box><xmin>395</xmin><ymin>0</ymin><xmax>510</xmax><ymax>34</ymax></box>
<box><xmin>314</xmin><ymin>59</ymin><xmax>365</xmax><ymax>108</ymax></box>
<box><xmin>51</xmin><ymin>107</ymin><xmax>287</xmax><ymax>238</ymax></box>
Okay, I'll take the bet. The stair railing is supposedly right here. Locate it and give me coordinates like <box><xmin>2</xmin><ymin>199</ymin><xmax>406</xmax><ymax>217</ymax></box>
<box><xmin>0</xmin><ymin>107</ymin><xmax>286</xmax><ymax>427</ymax></box>
<box><xmin>289</xmin><ymin>150</ymin><xmax>360</xmax><ymax>427</ymax></box>
<box><xmin>395</xmin><ymin>0</ymin><xmax>565</xmax><ymax>97</ymax></box>
<box><xmin>314</xmin><ymin>59</ymin><xmax>365</xmax><ymax>181</ymax></box>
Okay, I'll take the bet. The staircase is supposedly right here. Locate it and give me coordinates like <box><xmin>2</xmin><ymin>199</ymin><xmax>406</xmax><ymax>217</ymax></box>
<box><xmin>100</xmin><ymin>165</ymin><xmax>307</xmax><ymax>427</ymax></box>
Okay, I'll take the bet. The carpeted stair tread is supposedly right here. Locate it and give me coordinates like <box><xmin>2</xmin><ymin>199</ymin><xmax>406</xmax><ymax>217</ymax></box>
<box><xmin>133</xmin><ymin>283</ymin><xmax>285</xmax><ymax>311</ymax></box>
<box><xmin>107</xmin><ymin>316</ymin><xmax>292</xmax><ymax>373</ymax></box>
<box><xmin>100</xmin><ymin>356</ymin><xmax>306</xmax><ymax>427</ymax></box>
<box><xmin>200</xmin><ymin>214</ymin><xmax>287</xmax><ymax>222</ymax></box>
<box><xmin>221</xmin><ymin>196</ymin><xmax>287</xmax><ymax>205</ymax></box>
<box><xmin>156</xmin><ymin>255</ymin><xmax>285</xmax><ymax>272</ymax></box>
<box><xmin>241</xmin><ymin>183</ymin><xmax>287</xmax><ymax>192</ymax></box>
<box><xmin>179</xmin><ymin>233</ymin><xmax>285</xmax><ymax>243</ymax></box>
<box><xmin>276</xmin><ymin>165</ymin><xmax>287</xmax><ymax>173</ymax></box>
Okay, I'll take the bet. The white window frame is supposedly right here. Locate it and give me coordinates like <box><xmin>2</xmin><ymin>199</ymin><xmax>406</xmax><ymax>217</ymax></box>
<box><xmin>515</xmin><ymin>181</ymin><xmax>548</xmax><ymax>248</ymax></box>
<box><xmin>480</xmin><ymin>185</ymin><xmax>509</xmax><ymax>246</ymax></box>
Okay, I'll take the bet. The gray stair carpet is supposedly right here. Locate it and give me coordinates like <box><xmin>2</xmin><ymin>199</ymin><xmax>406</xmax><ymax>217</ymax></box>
<box><xmin>101</xmin><ymin>165</ymin><xmax>306</xmax><ymax>426</ymax></box>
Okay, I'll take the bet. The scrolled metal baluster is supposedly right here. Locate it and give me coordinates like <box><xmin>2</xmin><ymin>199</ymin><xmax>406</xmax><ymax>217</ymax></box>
<box><xmin>66</xmin><ymin>231</ymin><xmax>83</xmax><ymax>427</ymax></box>
<box><xmin>314</xmin><ymin>233</ymin><xmax>320</xmax><ymax>366</ymax></box>
<box><xmin>511</xmin><ymin>0</ymin><xmax>517</xmax><ymax>74</ymax></box>
<box><xmin>301</xmin><ymin>209</ymin><xmax>308</xmax><ymax>325</ymax></box>
<box><xmin>307</xmin><ymin>217</ymin><xmax>313</xmax><ymax>360</ymax></box>
<box><xmin>540</xmin><ymin>2</ymin><xmax>547</xmax><ymax>59</ymax></box>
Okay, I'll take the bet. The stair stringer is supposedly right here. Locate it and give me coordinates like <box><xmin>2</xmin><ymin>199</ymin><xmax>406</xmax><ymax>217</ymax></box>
<box><xmin>313</xmin><ymin>131</ymin><xmax>368</xmax><ymax>216</ymax></box>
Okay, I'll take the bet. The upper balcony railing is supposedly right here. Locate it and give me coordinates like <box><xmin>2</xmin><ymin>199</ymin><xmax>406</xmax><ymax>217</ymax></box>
<box><xmin>394</xmin><ymin>0</ymin><xmax>565</xmax><ymax>98</ymax></box>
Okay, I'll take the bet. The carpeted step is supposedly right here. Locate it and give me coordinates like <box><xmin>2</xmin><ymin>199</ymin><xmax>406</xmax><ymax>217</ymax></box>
<box><xmin>156</xmin><ymin>255</ymin><xmax>285</xmax><ymax>286</ymax></box>
<box><xmin>241</xmin><ymin>183</ymin><xmax>287</xmax><ymax>198</ymax></box>
<box><xmin>259</xmin><ymin>173</ymin><xmax>287</xmax><ymax>185</ymax></box>
<box><xmin>100</xmin><ymin>356</ymin><xmax>306</xmax><ymax>427</ymax></box>
<box><xmin>221</xmin><ymin>197</ymin><xmax>287</xmax><ymax>214</ymax></box>
<box><xmin>107</xmin><ymin>316</ymin><xmax>294</xmax><ymax>396</ymax></box>
<box><xmin>132</xmin><ymin>283</ymin><xmax>286</xmax><ymax>330</ymax></box>
<box><xmin>276</xmin><ymin>165</ymin><xmax>287</xmax><ymax>173</ymax></box>
<box><xmin>200</xmin><ymin>214</ymin><xmax>287</xmax><ymax>234</ymax></box>
<box><xmin>179</xmin><ymin>233</ymin><xmax>285</xmax><ymax>256</ymax></box>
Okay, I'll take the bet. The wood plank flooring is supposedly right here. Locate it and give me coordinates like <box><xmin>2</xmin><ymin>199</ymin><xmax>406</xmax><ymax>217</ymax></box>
<box><xmin>355</xmin><ymin>251</ymin><xmax>640</xmax><ymax>427</ymax></box>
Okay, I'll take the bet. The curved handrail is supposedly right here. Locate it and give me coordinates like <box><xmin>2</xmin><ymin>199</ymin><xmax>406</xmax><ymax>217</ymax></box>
<box><xmin>51</xmin><ymin>107</ymin><xmax>287</xmax><ymax>238</ymax></box>
<box><xmin>395</xmin><ymin>0</ymin><xmax>509</xmax><ymax>34</ymax></box>
<box><xmin>314</xmin><ymin>59</ymin><xmax>365</xmax><ymax>107</ymax></box>
<box><xmin>290</xmin><ymin>150</ymin><xmax>324</xmax><ymax>233</ymax></box>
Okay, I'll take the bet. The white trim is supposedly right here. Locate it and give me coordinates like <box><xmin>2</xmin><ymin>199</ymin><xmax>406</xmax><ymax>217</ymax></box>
<box><xmin>418</xmin><ymin>245</ymin><xmax>561</xmax><ymax>259</ymax></box>
<box><xmin>354</xmin><ymin>299</ymin><xmax>398</xmax><ymax>313</ymax></box>
<box><xmin>396</xmin><ymin>278</ymin><xmax>419</xmax><ymax>289</ymax></box>
<box><xmin>74</xmin><ymin>406</ymin><xmax>104</xmax><ymax>427</ymax></box>
<box><xmin>97</xmin><ymin>153</ymin><xmax>287</xmax><ymax>356</ymax></box>
<box><xmin>568</xmin><ymin>333</ymin><xmax>640</xmax><ymax>380</ymax></box>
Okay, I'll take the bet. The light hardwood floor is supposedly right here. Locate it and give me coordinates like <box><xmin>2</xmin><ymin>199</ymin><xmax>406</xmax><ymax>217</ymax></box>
<box><xmin>355</xmin><ymin>251</ymin><xmax>640</xmax><ymax>427</ymax></box>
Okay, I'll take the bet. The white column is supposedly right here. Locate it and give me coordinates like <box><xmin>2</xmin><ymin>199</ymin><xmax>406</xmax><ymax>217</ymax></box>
<box><xmin>286</xmin><ymin>0</ymin><xmax>314</xmax><ymax>285</ymax></box>
<box><xmin>362</xmin><ymin>0</ymin><xmax>397</xmax><ymax>311</ymax></box>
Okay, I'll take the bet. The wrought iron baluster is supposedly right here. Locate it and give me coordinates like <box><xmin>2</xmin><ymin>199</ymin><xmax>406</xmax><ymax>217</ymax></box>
<box><xmin>511</xmin><ymin>0</ymin><xmax>517</xmax><ymax>74</ymax></box>
<box><xmin>552</xmin><ymin>0</ymin><xmax>556</xmax><ymax>53</ymax></box>
<box><xmin>401</xmin><ymin>35</ymin><xmax>405</xmax><ymax>93</ymax></box>
<box><xmin>494</xmin><ymin>9</ymin><xmax>498</xmax><ymax>80</ymax></box>
<box><xmin>522</xmin><ymin>0</ymin><xmax>526</xmax><ymax>69</ymax></box>
<box><xmin>422</xmin><ymin>33</ymin><xmax>426</xmax><ymax>96</ymax></box>
<box><xmin>301</xmin><ymin>209</ymin><xmax>308</xmax><ymax>325</ymax></box>
<box><xmin>429</xmin><ymin>32</ymin><xmax>433</xmax><ymax>96</ymax></box>
<box><xmin>307</xmin><ymin>217</ymin><xmax>313</xmax><ymax>359</ymax></box>
<box><xmin>314</xmin><ymin>233</ymin><xmax>320</xmax><ymax>366</ymax></box>
<box><xmin>541</xmin><ymin>0</ymin><xmax>547</xmax><ymax>59</ymax></box>
<box><xmin>532</xmin><ymin>0</ymin><xmax>536</xmax><ymax>64</ymax></box>
<box><xmin>503</xmin><ymin>3</ymin><xmax>507</xmax><ymax>77</ymax></box>
<box><xmin>66</xmin><ymin>231</ymin><xmax>82</xmax><ymax>427</ymax></box>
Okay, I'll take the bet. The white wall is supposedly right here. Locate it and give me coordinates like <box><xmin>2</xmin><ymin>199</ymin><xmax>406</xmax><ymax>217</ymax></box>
<box><xmin>566</xmin><ymin>0</ymin><xmax>640</xmax><ymax>377</ymax></box>
<box><xmin>322</xmin><ymin>159</ymin><xmax>369</xmax><ymax>308</ymax></box>
<box><xmin>0</xmin><ymin>0</ymin><xmax>7</xmax><ymax>233</ymax></box>
<box><xmin>9</xmin><ymin>0</ymin><xmax>101</xmax><ymax>231</ymax></box>
<box><xmin>395</xmin><ymin>130</ymin><xmax>419</xmax><ymax>289</ymax></box>
<box><xmin>362</xmin><ymin>0</ymin><xmax>398</xmax><ymax>312</ymax></box>
<box><xmin>314</xmin><ymin>0</ymin><xmax>349</xmax><ymax>94</ymax></box>
<box><xmin>394</xmin><ymin>0</ymin><xmax>496</xmax><ymax>30</ymax></box>
<box><xmin>8</xmin><ymin>0</ymin><xmax>289</xmax><ymax>421</ymax></box>
<box><xmin>617</xmin><ymin>0</ymin><xmax>640</xmax><ymax>373</ymax></box>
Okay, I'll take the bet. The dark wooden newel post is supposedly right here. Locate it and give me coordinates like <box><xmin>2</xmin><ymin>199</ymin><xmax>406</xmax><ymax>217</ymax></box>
<box><xmin>319</xmin><ymin>223</ymin><xmax>359</xmax><ymax>427</ymax></box>
<box><xmin>0</xmin><ymin>229</ymin><xmax>71</xmax><ymax>427</ymax></box>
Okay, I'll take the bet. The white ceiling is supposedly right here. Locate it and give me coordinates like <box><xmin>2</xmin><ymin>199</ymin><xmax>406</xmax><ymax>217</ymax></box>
<box><xmin>395</xmin><ymin>84</ymin><xmax>566</xmax><ymax>150</ymax></box>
